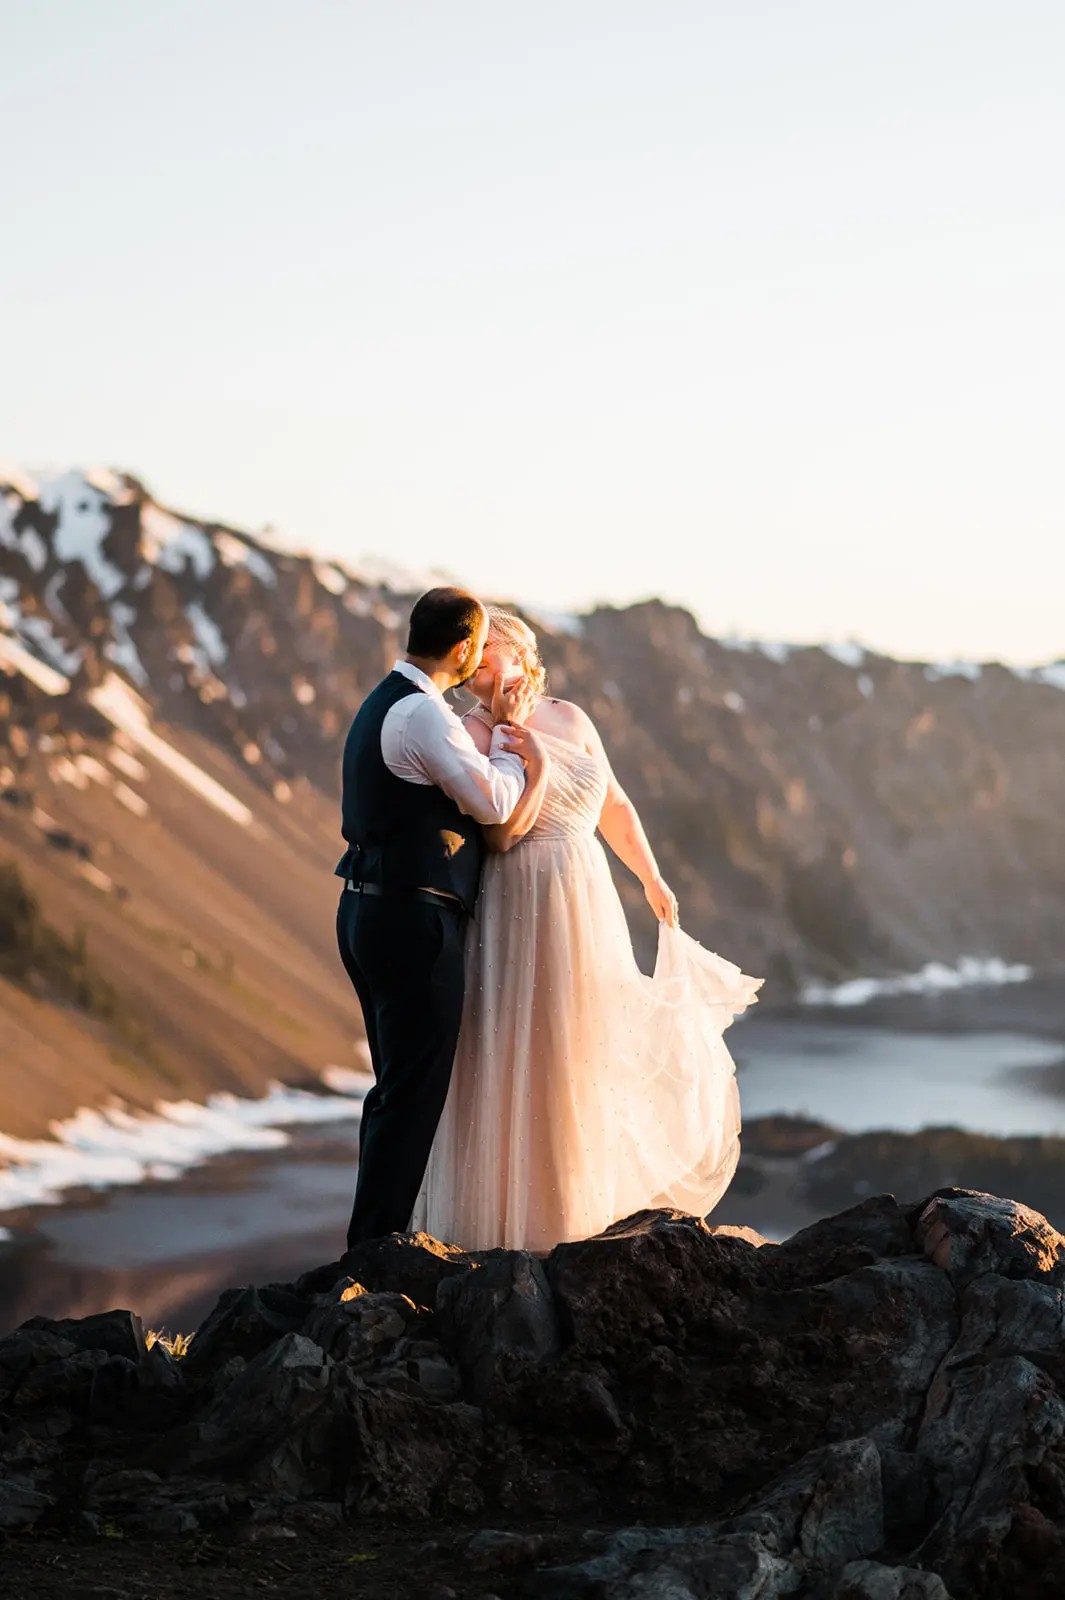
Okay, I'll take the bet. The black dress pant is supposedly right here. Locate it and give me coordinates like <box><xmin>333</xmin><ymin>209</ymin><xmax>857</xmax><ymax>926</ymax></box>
<box><xmin>336</xmin><ymin>888</ymin><xmax>467</xmax><ymax>1246</ymax></box>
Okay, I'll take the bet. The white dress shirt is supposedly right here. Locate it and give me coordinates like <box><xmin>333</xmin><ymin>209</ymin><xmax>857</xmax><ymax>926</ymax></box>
<box><xmin>381</xmin><ymin>660</ymin><xmax>525</xmax><ymax>825</ymax></box>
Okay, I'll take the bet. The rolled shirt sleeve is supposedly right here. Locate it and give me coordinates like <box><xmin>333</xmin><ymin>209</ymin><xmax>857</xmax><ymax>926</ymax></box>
<box><xmin>399</xmin><ymin>697</ymin><xmax>526</xmax><ymax>824</ymax></box>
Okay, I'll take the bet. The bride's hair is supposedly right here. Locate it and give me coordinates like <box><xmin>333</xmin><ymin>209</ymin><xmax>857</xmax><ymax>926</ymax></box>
<box><xmin>486</xmin><ymin>608</ymin><xmax>547</xmax><ymax>698</ymax></box>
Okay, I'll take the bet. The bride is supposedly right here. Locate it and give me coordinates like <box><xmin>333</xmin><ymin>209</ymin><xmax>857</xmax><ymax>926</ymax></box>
<box><xmin>410</xmin><ymin>608</ymin><xmax>762</xmax><ymax>1253</ymax></box>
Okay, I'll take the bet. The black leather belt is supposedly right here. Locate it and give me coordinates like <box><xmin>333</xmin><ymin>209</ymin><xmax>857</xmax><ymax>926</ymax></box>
<box><xmin>344</xmin><ymin>879</ymin><xmax>466</xmax><ymax>915</ymax></box>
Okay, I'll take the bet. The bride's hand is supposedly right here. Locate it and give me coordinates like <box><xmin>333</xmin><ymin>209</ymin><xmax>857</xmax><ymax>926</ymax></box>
<box><xmin>492</xmin><ymin>672</ymin><xmax>536</xmax><ymax>728</ymax></box>
<box><xmin>499</xmin><ymin>723</ymin><xmax>548</xmax><ymax>768</ymax></box>
<box><xmin>644</xmin><ymin>874</ymin><xmax>679</xmax><ymax>927</ymax></box>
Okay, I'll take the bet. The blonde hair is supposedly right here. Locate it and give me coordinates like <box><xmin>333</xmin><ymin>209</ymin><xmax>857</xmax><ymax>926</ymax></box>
<box><xmin>486</xmin><ymin>607</ymin><xmax>547</xmax><ymax>699</ymax></box>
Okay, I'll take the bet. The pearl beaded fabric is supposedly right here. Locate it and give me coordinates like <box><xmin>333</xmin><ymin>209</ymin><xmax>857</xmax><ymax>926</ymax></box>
<box><xmin>409</xmin><ymin>719</ymin><xmax>763</xmax><ymax>1252</ymax></box>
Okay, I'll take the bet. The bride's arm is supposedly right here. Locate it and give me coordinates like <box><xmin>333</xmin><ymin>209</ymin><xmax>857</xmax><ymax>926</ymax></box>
<box><xmin>575</xmin><ymin>707</ymin><xmax>679</xmax><ymax>925</ymax></box>
<box><xmin>464</xmin><ymin>714</ymin><xmax>551</xmax><ymax>854</ymax></box>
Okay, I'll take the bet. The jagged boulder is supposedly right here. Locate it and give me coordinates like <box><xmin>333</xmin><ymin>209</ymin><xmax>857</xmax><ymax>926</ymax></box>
<box><xmin>157</xmin><ymin>1332</ymin><xmax>337</xmax><ymax>1495</ymax></box>
<box><xmin>767</xmin><ymin>1194</ymin><xmax>915</xmax><ymax>1286</ymax></box>
<box><xmin>18</xmin><ymin>1308</ymin><xmax>146</xmax><ymax>1363</ymax></box>
<box><xmin>435</xmin><ymin>1250</ymin><xmax>562</xmax><ymax>1401</ymax></box>
<box><xmin>0</xmin><ymin>1328</ymin><xmax>76</xmax><ymax>1386</ymax></box>
<box><xmin>181</xmin><ymin>1282</ymin><xmax>310</xmax><ymax>1380</ymax></box>
<box><xmin>300</xmin><ymin>1288</ymin><xmax>418</xmax><ymax>1366</ymax></box>
<box><xmin>913</xmin><ymin>1189</ymin><xmax>1065</xmax><ymax>1285</ymax></box>
<box><xmin>545</xmin><ymin>1208</ymin><xmax>760</xmax><ymax>1356</ymax></box>
<box><xmin>339</xmin><ymin>1385</ymin><xmax>485</xmax><ymax>1517</ymax></box>
<box><xmin>295</xmin><ymin>1230</ymin><xmax>481</xmax><ymax>1309</ymax></box>
<box><xmin>827</xmin><ymin>1562</ymin><xmax>954</xmax><ymax>1599</ymax></box>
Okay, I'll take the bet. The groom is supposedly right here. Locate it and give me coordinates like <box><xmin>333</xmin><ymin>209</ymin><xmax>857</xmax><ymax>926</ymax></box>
<box><xmin>335</xmin><ymin>587</ymin><xmax>531</xmax><ymax>1247</ymax></box>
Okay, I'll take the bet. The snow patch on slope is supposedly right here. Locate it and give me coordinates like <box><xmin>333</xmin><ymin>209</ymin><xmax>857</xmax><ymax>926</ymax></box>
<box><xmin>87</xmin><ymin>674</ymin><xmax>253</xmax><ymax>827</ymax></box>
<box><xmin>141</xmin><ymin>505</ymin><xmax>215</xmax><ymax>582</ymax></box>
<box><xmin>0</xmin><ymin>1077</ymin><xmax>369</xmax><ymax>1216</ymax></box>
<box><xmin>186</xmin><ymin>601</ymin><xmax>228</xmax><ymax>668</ymax></box>
<box><xmin>1012</xmin><ymin>662</ymin><xmax>1065</xmax><ymax>692</ymax></box>
<box><xmin>722</xmin><ymin>635</ymin><xmax>794</xmax><ymax>663</ymax></box>
<box><xmin>313</xmin><ymin>561</ymin><xmax>350</xmax><ymax>596</ymax></box>
<box><xmin>924</xmin><ymin>661</ymin><xmax>983</xmax><ymax>683</ymax></box>
<box><xmin>824</xmin><ymin>641</ymin><xmax>866</xmax><ymax>669</ymax></box>
<box><xmin>38</xmin><ymin>470</ymin><xmax>125</xmax><ymax>600</ymax></box>
<box><xmin>214</xmin><ymin>531</ymin><xmax>277</xmax><ymax>586</ymax></box>
<box><xmin>352</xmin><ymin>555</ymin><xmax>456</xmax><ymax>593</ymax></box>
<box><xmin>801</xmin><ymin>955</ymin><xmax>1033</xmax><ymax>1006</ymax></box>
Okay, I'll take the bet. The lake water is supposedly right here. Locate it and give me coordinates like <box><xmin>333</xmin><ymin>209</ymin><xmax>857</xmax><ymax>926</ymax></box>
<box><xmin>733</xmin><ymin>1014</ymin><xmax>1065</xmax><ymax>1135</ymax></box>
<box><xmin>3</xmin><ymin>985</ymin><xmax>1064</xmax><ymax>1333</ymax></box>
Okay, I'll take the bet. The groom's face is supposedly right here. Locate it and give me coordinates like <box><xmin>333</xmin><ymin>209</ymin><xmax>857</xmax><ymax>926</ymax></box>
<box><xmin>454</xmin><ymin>612</ymin><xmax>490</xmax><ymax>687</ymax></box>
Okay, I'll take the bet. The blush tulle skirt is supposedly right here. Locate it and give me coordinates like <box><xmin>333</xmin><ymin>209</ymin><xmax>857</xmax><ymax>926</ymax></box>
<box><xmin>410</xmin><ymin>831</ymin><xmax>762</xmax><ymax>1253</ymax></box>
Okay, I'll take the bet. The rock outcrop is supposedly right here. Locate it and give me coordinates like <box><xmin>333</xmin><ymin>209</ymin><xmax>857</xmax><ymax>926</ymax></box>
<box><xmin>4</xmin><ymin>1189</ymin><xmax>1065</xmax><ymax>1596</ymax></box>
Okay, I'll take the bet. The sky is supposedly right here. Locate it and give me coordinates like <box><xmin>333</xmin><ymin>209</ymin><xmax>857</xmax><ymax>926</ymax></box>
<box><xmin>2</xmin><ymin>1</ymin><xmax>1062</xmax><ymax>664</ymax></box>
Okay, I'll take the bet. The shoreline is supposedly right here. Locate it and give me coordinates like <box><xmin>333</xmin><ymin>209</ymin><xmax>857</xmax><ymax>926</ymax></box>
<box><xmin>0</xmin><ymin>1129</ymin><xmax>361</xmax><ymax>1334</ymax></box>
<box><xmin>0</xmin><ymin>1070</ymin><xmax>371</xmax><ymax>1231</ymax></box>
<box><xmin>0</xmin><ymin>1219</ymin><xmax>342</xmax><ymax>1336</ymax></box>
<box><xmin>766</xmin><ymin>974</ymin><xmax>1065</xmax><ymax>1042</ymax></box>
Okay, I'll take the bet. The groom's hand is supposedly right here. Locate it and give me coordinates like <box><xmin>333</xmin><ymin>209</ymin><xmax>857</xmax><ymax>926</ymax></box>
<box><xmin>492</xmin><ymin>673</ymin><xmax>536</xmax><ymax>727</ymax></box>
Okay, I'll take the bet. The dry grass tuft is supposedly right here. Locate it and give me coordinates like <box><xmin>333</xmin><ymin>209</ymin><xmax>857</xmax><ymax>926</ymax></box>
<box><xmin>145</xmin><ymin>1328</ymin><xmax>194</xmax><ymax>1358</ymax></box>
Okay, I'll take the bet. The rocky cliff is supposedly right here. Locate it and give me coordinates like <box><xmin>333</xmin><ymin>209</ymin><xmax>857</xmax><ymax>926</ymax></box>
<box><xmin>2</xmin><ymin>466</ymin><xmax>1065</xmax><ymax>1135</ymax></box>
<box><xmin>2</xmin><ymin>1189</ymin><xmax>1065</xmax><ymax>1599</ymax></box>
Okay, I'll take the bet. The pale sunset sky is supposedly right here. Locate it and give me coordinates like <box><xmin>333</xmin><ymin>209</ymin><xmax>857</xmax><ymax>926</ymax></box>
<box><xmin>2</xmin><ymin>1</ymin><xmax>1062</xmax><ymax>663</ymax></box>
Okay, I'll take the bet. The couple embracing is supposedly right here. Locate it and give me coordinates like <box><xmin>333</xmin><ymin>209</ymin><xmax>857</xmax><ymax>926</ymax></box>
<box><xmin>335</xmin><ymin>587</ymin><xmax>761</xmax><ymax>1255</ymax></box>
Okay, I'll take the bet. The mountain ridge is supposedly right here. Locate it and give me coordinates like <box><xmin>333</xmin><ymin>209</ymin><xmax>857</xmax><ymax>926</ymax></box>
<box><xmin>2</xmin><ymin>464</ymin><xmax>1064</xmax><ymax>1139</ymax></box>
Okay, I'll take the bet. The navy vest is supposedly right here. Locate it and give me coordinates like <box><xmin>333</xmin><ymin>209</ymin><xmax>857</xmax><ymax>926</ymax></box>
<box><xmin>334</xmin><ymin>672</ymin><xmax>484</xmax><ymax>912</ymax></box>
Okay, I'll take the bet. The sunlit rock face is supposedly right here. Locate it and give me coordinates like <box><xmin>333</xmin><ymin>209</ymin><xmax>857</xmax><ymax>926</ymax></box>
<box><xmin>3</xmin><ymin>1189</ymin><xmax>1065</xmax><ymax>1597</ymax></box>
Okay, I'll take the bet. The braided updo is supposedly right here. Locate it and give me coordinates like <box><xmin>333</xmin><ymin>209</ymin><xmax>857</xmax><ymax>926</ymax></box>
<box><xmin>485</xmin><ymin>608</ymin><xmax>547</xmax><ymax>699</ymax></box>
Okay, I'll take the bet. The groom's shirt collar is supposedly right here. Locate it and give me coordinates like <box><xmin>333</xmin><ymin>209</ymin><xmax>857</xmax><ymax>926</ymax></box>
<box><xmin>392</xmin><ymin>658</ymin><xmax>442</xmax><ymax>698</ymax></box>
<box><xmin>380</xmin><ymin>658</ymin><xmax>524</xmax><ymax>826</ymax></box>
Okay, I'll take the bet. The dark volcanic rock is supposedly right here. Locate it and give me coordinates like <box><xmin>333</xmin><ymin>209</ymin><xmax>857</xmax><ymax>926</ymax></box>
<box><xmin>295</xmin><ymin>1230</ymin><xmax>480</xmax><ymax>1309</ymax></box>
<box><xmin>767</xmin><ymin>1193</ymin><xmax>915</xmax><ymax>1285</ymax></box>
<box><xmin>301</xmin><ymin>1288</ymin><xmax>417</xmax><ymax>1365</ymax></box>
<box><xmin>534</xmin><ymin>1439</ymin><xmax>884</xmax><ymax>1597</ymax></box>
<box><xmin>546</xmin><ymin>1208</ymin><xmax>761</xmax><ymax>1356</ymax></box>
<box><xmin>182</xmin><ymin>1282</ymin><xmax>311</xmax><ymax>1379</ymax></box>
<box><xmin>827</xmin><ymin>1563</ymin><xmax>953</xmax><ymax>1598</ymax></box>
<box><xmin>0</xmin><ymin>1473</ymin><xmax>54</xmax><ymax>1530</ymax></box>
<box><xmin>341</xmin><ymin>1385</ymin><xmax>485</xmax><ymax>1518</ymax></box>
<box><xmin>435</xmin><ymin>1250</ymin><xmax>562</xmax><ymax>1401</ymax></box>
<box><xmin>4</xmin><ymin>1193</ymin><xmax>1065</xmax><ymax>1598</ymax></box>
<box><xmin>18</xmin><ymin>1308</ymin><xmax>146</xmax><ymax>1364</ymax></box>
<box><xmin>161</xmin><ymin>1332</ymin><xmax>336</xmax><ymax>1492</ymax></box>
<box><xmin>913</xmin><ymin>1187</ymin><xmax>1065</xmax><ymax>1285</ymax></box>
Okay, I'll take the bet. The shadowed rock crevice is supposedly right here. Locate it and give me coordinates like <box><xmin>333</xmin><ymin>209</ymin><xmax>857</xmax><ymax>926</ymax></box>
<box><xmin>3</xmin><ymin>1189</ymin><xmax>1065</xmax><ymax>1596</ymax></box>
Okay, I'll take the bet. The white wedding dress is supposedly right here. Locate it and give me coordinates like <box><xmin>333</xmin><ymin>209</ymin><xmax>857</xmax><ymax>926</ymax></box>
<box><xmin>410</xmin><ymin>715</ymin><xmax>763</xmax><ymax>1253</ymax></box>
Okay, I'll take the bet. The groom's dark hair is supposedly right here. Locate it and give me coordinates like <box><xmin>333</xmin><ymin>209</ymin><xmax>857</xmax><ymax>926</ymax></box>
<box><xmin>407</xmin><ymin>587</ymin><xmax>485</xmax><ymax>659</ymax></box>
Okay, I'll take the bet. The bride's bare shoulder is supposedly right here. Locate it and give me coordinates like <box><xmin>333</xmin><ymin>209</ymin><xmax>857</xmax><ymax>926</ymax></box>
<box><xmin>462</xmin><ymin>704</ymin><xmax>493</xmax><ymax>753</ymax></box>
<box><xmin>538</xmin><ymin>696</ymin><xmax>599</xmax><ymax>747</ymax></box>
